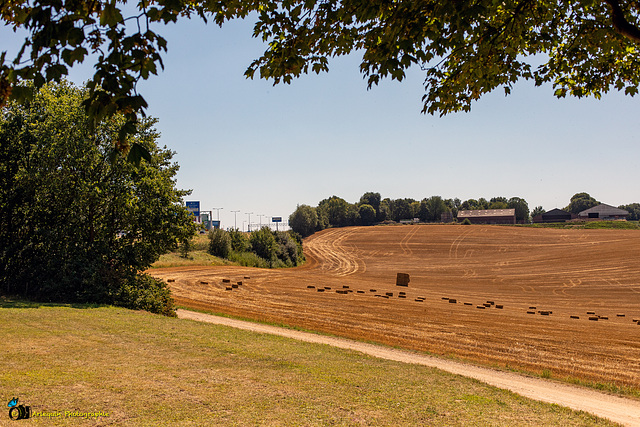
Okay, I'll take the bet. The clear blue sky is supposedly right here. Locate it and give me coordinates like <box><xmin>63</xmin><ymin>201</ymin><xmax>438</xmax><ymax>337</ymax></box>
<box><xmin>3</xmin><ymin>16</ymin><xmax>639</xmax><ymax>229</ymax></box>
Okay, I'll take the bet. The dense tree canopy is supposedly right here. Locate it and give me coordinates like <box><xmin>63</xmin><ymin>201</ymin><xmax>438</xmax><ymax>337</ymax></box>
<box><xmin>565</xmin><ymin>192</ymin><xmax>599</xmax><ymax>214</ymax></box>
<box><xmin>0</xmin><ymin>81</ymin><xmax>195</xmax><ymax>313</ymax></box>
<box><xmin>2</xmin><ymin>0</ymin><xmax>640</xmax><ymax>148</ymax></box>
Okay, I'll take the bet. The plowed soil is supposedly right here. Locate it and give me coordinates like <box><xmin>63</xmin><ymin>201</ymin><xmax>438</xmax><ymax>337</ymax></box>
<box><xmin>152</xmin><ymin>225</ymin><xmax>640</xmax><ymax>389</ymax></box>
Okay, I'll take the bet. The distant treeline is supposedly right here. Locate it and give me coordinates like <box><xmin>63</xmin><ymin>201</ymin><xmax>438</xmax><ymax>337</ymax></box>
<box><xmin>289</xmin><ymin>192</ymin><xmax>640</xmax><ymax>237</ymax></box>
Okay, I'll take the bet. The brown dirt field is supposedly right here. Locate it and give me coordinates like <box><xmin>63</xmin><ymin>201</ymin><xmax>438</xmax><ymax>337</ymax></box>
<box><xmin>151</xmin><ymin>225</ymin><xmax>640</xmax><ymax>390</ymax></box>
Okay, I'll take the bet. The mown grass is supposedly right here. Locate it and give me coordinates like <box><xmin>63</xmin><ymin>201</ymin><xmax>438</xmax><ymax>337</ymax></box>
<box><xmin>0</xmin><ymin>301</ymin><xmax>619</xmax><ymax>426</ymax></box>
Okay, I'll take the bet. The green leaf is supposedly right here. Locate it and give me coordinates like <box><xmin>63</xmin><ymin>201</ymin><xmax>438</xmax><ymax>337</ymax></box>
<box><xmin>100</xmin><ymin>3</ymin><xmax>124</xmax><ymax>27</ymax></box>
<box><xmin>127</xmin><ymin>142</ymin><xmax>152</xmax><ymax>166</ymax></box>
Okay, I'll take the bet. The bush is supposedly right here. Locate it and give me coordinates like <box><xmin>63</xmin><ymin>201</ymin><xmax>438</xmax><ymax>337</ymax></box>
<box><xmin>113</xmin><ymin>274</ymin><xmax>176</xmax><ymax>317</ymax></box>
<box><xmin>208</xmin><ymin>229</ymin><xmax>231</xmax><ymax>258</ymax></box>
<box><xmin>228</xmin><ymin>251</ymin><xmax>270</xmax><ymax>268</ymax></box>
<box><xmin>250</xmin><ymin>227</ymin><xmax>278</xmax><ymax>263</ymax></box>
<box><xmin>229</xmin><ymin>228</ymin><xmax>250</xmax><ymax>252</ymax></box>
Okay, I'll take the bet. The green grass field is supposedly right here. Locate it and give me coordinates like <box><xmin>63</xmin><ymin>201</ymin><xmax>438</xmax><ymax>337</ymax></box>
<box><xmin>0</xmin><ymin>301</ymin><xmax>618</xmax><ymax>426</ymax></box>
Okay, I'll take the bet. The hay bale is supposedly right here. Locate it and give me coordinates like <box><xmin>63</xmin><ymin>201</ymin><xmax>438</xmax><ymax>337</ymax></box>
<box><xmin>539</xmin><ymin>311</ymin><xmax>550</xmax><ymax>316</ymax></box>
<box><xmin>167</xmin><ymin>279</ymin><xmax>175</xmax><ymax>283</ymax></box>
<box><xmin>307</xmin><ymin>285</ymin><xmax>315</xmax><ymax>289</ymax></box>
<box><xmin>222</xmin><ymin>279</ymin><xmax>231</xmax><ymax>283</ymax></box>
<box><xmin>464</xmin><ymin>302</ymin><xmax>473</xmax><ymax>306</ymax></box>
<box><xmin>599</xmin><ymin>316</ymin><xmax>608</xmax><ymax>320</ymax></box>
<box><xmin>357</xmin><ymin>290</ymin><xmax>365</xmax><ymax>294</ymax></box>
<box><xmin>483</xmin><ymin>303</ymin><xmax>491</xmax><ymax>307</ymax></box>
<box><xmin>477</xmin><ymin>306</ymin><xmax>486</xmax><ymax>309</ymax></box>
<box><xmin>317</xmin><ymin>288</ymin><xmax>325</xmax><ymax>292</ymax></box>
<box><xmin>570</xmin><ymin>315</ymin><xmax>580</xmax><ymax>319</ymax></box>
<box><xmin>527</xmin><ymin>311</ymin><xmax>535</xmax><ymax>314</ymax></box>
<box><xmin>237</xmin><ymin>281</ymin><xmax>243</xmax><ymax>286</ymax></box>
<box><xmin>588</xmin><ymin>316</ymin><xmax>598</xmax><ymax>321</ymax></box>
<box><xmin>370</xmin><ymin>289</ymin><xmax>377</xmax><ymax>293</ymax></box>
<box><xmin>399</xmin><ymin>295</ymin><xmax>407</xmax><ymax>299</ymax></box>
<box><xmin>225</xmin><ymin>287</ymin><xmax>232</xmax><ymax>291</ymax></box>
<box><xmin>324</xmin><ymin>287</ymin><xmax>331</xmax><ymax>290</ymax></box>
<box><xmin>232</xmin><ymin>284</ymin><xmax>239</xmax><ymax>289</ymax></box>
<box><xmin>415</xmin><ymin>299</ymin><xmax>424</xmax><ymax>302</ymax></box>
<box><xmin>587</xmin><ymin>311</ymin><xmax>595</xmax><ymax>315</ymax></box>
<box><xmin>343</xmin><ymin>285</ymin><xmax>349</xmax><ymax>289</ymax></box>
<box><xmin>386</xmin><ymin>292</ymin><xmax>394</xmax><ymax>297</ymax></box>
<box><xmin>529</xmin><ymin>306</ymin><xmax>536</xmax><ymax>310</ymax></box>
<box><xmin>449</xmin><ymin>299</ymin><xmax>457</xmax><ymax>304</ymax></box>
<box><xmin>396</xmin><ymin>273</ymin><xmax>410</xmax><ymax>287</ymax></box>
<box><xmin>244</xmin><ymin>276</ymin><xmax>251</xmax><ymax>279</ymax></box>
<box><xmin>495</xmin><ymin>305</ymin><xmax>503</xmax><ymax>309</ymax></box>
<box><xmin>617</xmin><ymin>314</ymin><xmax>625</xmax><ymax>317</ymax></box>
<box><xmin>200</xmin><ymin>281</ymin><xmax>209</xmax><ymax>284</ymax></box>
<box><xmin>486</xmin><ymin>301</ymin><xmax>495</xmax><ymax>305</ymax></box>
<box><xmin>442</xmin><ymin>297</ymin><xmax>449</xmax><ymax>300</ymax></box>
<box><xmin>399</xmin><ymin>291</ymin><xmax>406</xmax><ymax>296</ymax></box>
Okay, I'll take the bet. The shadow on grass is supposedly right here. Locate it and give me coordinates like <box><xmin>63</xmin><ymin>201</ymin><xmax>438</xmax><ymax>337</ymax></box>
<box><xmin>0</xmin><ymin>295</ymin><xmax>108</xmax><ymax>310</ymax></box>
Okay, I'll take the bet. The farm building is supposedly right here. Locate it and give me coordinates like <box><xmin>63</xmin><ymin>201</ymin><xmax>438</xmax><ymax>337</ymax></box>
<box><xmin>532</xmin><ymin>208</ymin><xmax>575</xmax><ymax>223</ymax></box>
<box><xmin>578</xmin><ymin>204</ymin><xmax>629</xmax><ymax>220</ymax></box>
<box><xmin>457</xmin><ymin>209</ymin><xmax>516</xmax><ymax>225</ymax></box>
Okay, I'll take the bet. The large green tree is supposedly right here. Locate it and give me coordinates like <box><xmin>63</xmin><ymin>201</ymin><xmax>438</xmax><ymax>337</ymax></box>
<box><xmin>2</xmin><ymin>0</ymin><xmax>640</xmax><ymax>147</ymax></box>
<box><xmin>0</xmin><ymin>81</ymin><xmax>195</xmax><ymax>312</ymax></box>
<box><xmin>565</xmin><ymin>192</ymin><xmax>599</xmax><ymax>214</ymax></box>
<box><xmin>289</xmin><ymin>204</ymin><xmax>318</xmax><ymax>237</ymax></box>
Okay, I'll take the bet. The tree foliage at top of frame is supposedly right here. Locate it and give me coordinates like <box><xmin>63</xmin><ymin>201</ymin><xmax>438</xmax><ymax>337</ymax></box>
<box><xmin>2</xmin><ymin>0</ymin><xmax>640</xmax><ymax>147</ymax></box>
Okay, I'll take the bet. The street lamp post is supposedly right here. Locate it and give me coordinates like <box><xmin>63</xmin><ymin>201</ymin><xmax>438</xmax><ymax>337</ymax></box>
<box><xmin>231</xmin><ymin>210</ymin><xmax>239</xmax><ymax>230</ymax></box>
<box><xmin>245</xmin><ymin>212</ymin><xmax>253</xmax><ymax>232</ymax></box>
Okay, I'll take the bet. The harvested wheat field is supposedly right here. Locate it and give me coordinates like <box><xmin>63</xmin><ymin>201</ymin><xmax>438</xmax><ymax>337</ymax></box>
<box><xmin>152</xmin><ymin>225</ymin><xmax>640</xmax><ymax>390</ymax></box>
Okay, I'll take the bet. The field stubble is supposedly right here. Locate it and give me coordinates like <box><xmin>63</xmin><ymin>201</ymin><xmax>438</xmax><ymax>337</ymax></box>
<box><xmin>152</xmin><ymin>225</ymin><xmax>640</xmax><ymax>391</ymax></box>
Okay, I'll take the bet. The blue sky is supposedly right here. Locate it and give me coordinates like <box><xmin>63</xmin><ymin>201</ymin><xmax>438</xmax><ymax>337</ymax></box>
<box><xmin>3</xmin><ymin>16</ymin><xmax>639</xmax><ymax>230</ymax></box>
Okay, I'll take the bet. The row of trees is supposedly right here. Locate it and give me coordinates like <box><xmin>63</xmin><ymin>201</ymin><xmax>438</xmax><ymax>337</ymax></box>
<box><xmin>290</xmin><ymin>192</ymin><xmax>640</xmax><ymax>237</ymax></box>
<box><xmin>289</xmin><ymin>192</ymin><xmax>531</xmax><ymax>237</ymax></box>
<box><xmin>0</xmin><ymin>81</ymin><xmax>196</xmax><ymax>315</ymax></box>
<box><xmin>208</xmin><ymin>227</ymin><xmax>304</xmax><ymax>268</ymax></box>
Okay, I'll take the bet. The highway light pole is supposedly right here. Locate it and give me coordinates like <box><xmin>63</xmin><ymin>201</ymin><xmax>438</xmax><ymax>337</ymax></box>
<box><xmin>231</xmin><ymin>210</ymin><xmax>239</xmax><ymax>230</ymax></box>
<box><xmin>246</xmin><ymin>212</ymin><xmax>253</xmax><ymax>232</ymax></box>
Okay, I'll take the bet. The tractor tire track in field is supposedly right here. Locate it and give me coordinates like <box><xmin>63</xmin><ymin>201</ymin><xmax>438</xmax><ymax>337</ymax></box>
<box><xmin>399</xmin><ymin>226</ymin><xmax>419</xmax><ymax>256</ymax></box>
<box><xmin>178</xmin><ymin>309</ymin><xmax>640</xmax><ymax>427</ymax></box>
<box><xmin>304</xmin><ymin>228</ymin><xmax>364</xmax><ymax>277</ymax></box>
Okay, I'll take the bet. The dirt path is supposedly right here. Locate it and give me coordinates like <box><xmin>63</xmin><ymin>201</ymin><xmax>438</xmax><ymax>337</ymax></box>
<box><xmin>178</xmin><ymin>309</ymin><xmax>640</xmax><ymax>427</ymax></box>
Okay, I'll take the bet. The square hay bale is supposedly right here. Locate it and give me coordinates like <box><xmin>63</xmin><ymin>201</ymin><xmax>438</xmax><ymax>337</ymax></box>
<box><xmin>357</xmin><ymin>290</ymin><xmax>365</xmax><ymax>294</ymax></box>
<box><xmin>237</xmin><ymin>281</ymin><xmax>243</xmax><ymax>286</ymax></box>
<box><xmin>370</xmin><ymin>289</ymin><xmax>377</xmax><ymax>292</ymax></box>
<box><xmin>396</xmin><ymin>273</ymin><xmax>410</xmax><ymax>287</ymax></box>
<box><xmin>222</xmin><ymin>279</ymin><xmax>231</xmax><ymax>283</ymax></box>
<box><xmin>167</xmin><ymin>279</ymin><xmax>175</xmax><ymax>283</ymax></box>
<box><xmin>317</xmin><ymin>289</ymin><xmax>325</xmax><ymax>292</ymax></box>
<box><xmin>449</xmin><ymin>299</ymin><xmax>457</xmax><ymax>304</ymax></box>
<box><xmin>477</xmin><ymin>306</ymin><xmax>486</xmax><ymax>309</ymax></box>
<box><xmin>527</xmin><ymin>311</ymin><xmax>536</xmax><ymax>314</ymax></box>
<box><xmin>307</xmin><ymin>285</ymin><xmax>315</xmax><ymax>289</ymax></box>
<box><xmin>244</xmin><ymin>276</ymin><xmax>251</xmax><ymax>279</ymax></box>
<box><xmin>200</xmin><ymin>281</ymin><xmax>209</xmax><ymax>285</ymax></box>
<box><xmin>617</xmin><ymin>314</ymin><xmax>625</xmax><ymax>317</ymax></box>
<box><xmin>495</xmin><ymin>305</ymin><xmax>504</xmax><ymax>309</ymax></box>
<box><xmin>588</xmin><ymin>316</ymin><xmax>599</xmax><ymax>321</ymax></box>
<box><xmin>225</xmin><ymin>287</ymin><xmax>232</xmax><ymax>291</ymax></box>
<box><xmin>343</xmin><ymin>285</ymin><xmax>350</xmax><ymax>289</ymax></box>
<box><xmin>464</xmin><ymin>302</ymin><xmax>473</xmax><ymax>306</ymax></box>
<box><xmin>570</xmin><ymin>315</ymin><xmax>580</xmax><ymax>319</ymax></box>
<box><xmin>232</xmin><ymin>284</ymin><xmax>239</xmax><ymax>289</ymax></box>
<box><xmin>386</xmin><ymin>292</ymin><xmax>394</xmax><ymax>297</ymax></box>
<box><xmin>415</xmin><ymin>299</ymin><xmax>424</xmax><ymax>302</ymax></box>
